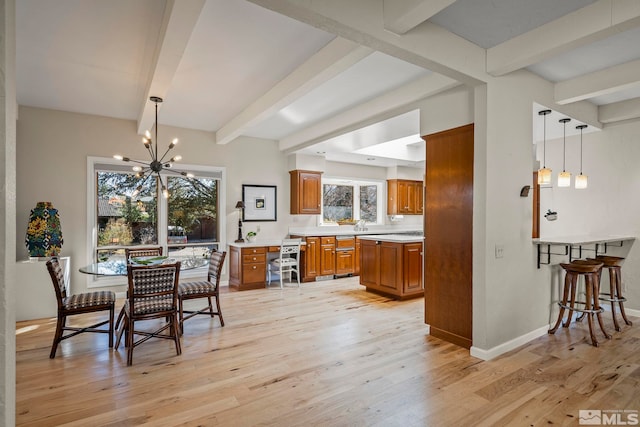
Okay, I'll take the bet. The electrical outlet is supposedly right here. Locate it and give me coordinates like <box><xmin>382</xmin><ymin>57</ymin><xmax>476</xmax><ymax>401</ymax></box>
<box><xmin>495</xmin><ymin>245</ymin><xmax>504</xmax><ymax>259</ymax></box>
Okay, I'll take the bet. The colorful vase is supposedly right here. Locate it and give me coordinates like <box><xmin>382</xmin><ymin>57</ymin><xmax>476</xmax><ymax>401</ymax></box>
<box><xmin>25</xmin><ymin>202</ymin><xmax>63</xmax><ymax>257</ymax></box>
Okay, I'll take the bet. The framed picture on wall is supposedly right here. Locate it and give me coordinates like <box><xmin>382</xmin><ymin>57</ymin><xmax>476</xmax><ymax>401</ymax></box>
<box><xmin>242</xmin><ymin>184</ymin><xmax>277</xmax><ymax>221</ymax></box>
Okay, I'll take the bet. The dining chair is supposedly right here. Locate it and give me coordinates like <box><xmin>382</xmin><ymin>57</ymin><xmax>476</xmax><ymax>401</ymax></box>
<box><xmin>178</xmin><ymin>250</ymin><xmax>226</xmax><ymax>333</ymax></box>
<box><xmin>46</xmin><ymin>257</ymin><xmax>115</xmax><ymax>358</ymax></box>
<box><xmin>267</xmin><ymin>238</ymin><xmax>302</xmax><ymax>288</ymax></box>
<box><xmin>115</xmin><ymin>262</ymin><xmax>182</xmax><ymax>366</ymax></box>
<box><xmin>115</xmin><ymin>246</ymin><xmax>164</xmax><ymax>330</ymax></box>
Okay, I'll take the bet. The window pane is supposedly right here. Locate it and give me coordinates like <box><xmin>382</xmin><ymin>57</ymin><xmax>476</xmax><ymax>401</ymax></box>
<box><xmin>323</xmin><ymin>184</ymin><xmax>353</xmax><ymax>222</ymax></box>
<box><xmin>167</xmin><ymin>176</ymin><xmax>218</xmax><ymax>248</ymax></box>
<box><xmin>97</xmin><ymin>171</ymin><xmax>157</xmax><ymax>247</ymax></box>
<box><xmin>359</xmin><ymin>185</ymin><xmax>378</xmax><ymax>222</ymax></box>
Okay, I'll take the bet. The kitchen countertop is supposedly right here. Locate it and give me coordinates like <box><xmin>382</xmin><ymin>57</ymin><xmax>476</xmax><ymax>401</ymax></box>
<box><xmin>228</xmin><ymin>239</ymin><xmax>301</xmax><ymax>248</ymax></box>
<box><xmin>532</xmin><ymin>234</ymin><xmax>635</xmax><ymax>245</ymax></box>
<box><xmin>288</xmin><ymin>226</ymin><xmax>422</xmax><ymax>237</ymax></box>
<box><xmin>357</xmin><ymin>234</ymin><xmax>424</xmax><ymax>243</ymax></box>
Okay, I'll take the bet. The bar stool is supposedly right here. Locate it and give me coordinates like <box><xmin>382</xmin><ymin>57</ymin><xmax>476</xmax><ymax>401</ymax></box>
<box><xmin>548</xmin><ymin>260</ymin><xmax>611</xmax><ymax>347</ymax></box>
<box><xmin>588</xmin><ymin>255</ymin><xmax>633</xmax><ymax>331</ymax></box>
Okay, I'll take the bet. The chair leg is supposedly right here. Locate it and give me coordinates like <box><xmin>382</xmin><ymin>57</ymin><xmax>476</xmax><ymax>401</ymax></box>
<box><xmin>172</xmin><ymin>313</ymin><xmax>182</xmax><ymax>356</ymax></box>
<box><xmin>179</xmin><ymin>296</ymin><xmax>184</xmax><ymax>335</ymax></box>
<box><xmin>114</xmin><ymin>305</ymin><xmax>125</xmax><ymax>331</ymax></box>
<box><xmin>549</xmin><ymin>273</ymin><xmax>571</xmax><ymax>334</ymax></box>
<box><xmin>207</xmin><ymin>296</ymin><xmax>215</xmax><ymax>318</ymax></box>
<box><xmin>215</xmin><ymin>295</ymin><xmax>225</xmax><ymax>327</ymax></box>
<box><xmin>126</xmin><ymin>317</ymin><xmax>134</xmax><ymax>366</ymax></box>
<box><xmin>108</xmin><ymin>306</ymin><xmax>114</xmax><ymax>348</ymax></box>
<box><xmin>49</xmin><ymin>314</ymin><xmax>65</xmax><ymax>358</ymax></box>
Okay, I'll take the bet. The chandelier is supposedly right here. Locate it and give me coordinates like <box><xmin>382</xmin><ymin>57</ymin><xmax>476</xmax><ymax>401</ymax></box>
<box><xmin>114</xmin><ymin>96</ymin><xmax>193</xmax><ymax>198</ymax></box>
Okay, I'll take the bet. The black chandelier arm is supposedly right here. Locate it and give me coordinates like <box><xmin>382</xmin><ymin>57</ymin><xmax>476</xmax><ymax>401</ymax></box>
<box><xmin>158</xmin><ymin>146</ymin><xmax>174</xmax><ymax>163</ymax></box>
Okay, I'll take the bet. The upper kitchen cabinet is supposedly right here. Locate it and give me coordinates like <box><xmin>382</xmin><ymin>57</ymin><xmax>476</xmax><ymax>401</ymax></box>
<box><xmin>290</xmin><ymin>170</ymin><xmax>322</xmax><ymax>214</ymax></box>
<box><xmin>387</xmin><ymin>179</ymin><xmax>423</xmax><ymax>215</ymax></box>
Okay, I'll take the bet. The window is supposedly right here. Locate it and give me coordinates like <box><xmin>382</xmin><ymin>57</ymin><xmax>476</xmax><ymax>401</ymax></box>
<box><xmin>321</xmin><ymin>178</ymin><xmax>383</xmax><ymax>225</ymax></box>
<box><xmin>88</xmin><ymin>157</ymin><xmax>225</xmax><ymax>286</ymax></box>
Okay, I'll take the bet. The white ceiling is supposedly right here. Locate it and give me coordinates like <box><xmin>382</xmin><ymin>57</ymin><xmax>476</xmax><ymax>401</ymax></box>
<box><xmin>15</xmin><ymin>0</ymin><xmax>640</xmax><ymax>168</ymax></box>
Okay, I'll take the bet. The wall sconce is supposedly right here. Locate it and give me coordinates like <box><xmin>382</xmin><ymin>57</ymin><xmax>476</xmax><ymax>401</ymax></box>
<box><xmin>537</xmin><ymin>109</ymin><xmax>552</xmax><ymax>185</ymax></box>
<box><xmin>575</xmin><ymin>124</ymin><xmax>588</xmax><ymax>189</ymax></box>
<box><xmin>557</xmin><ymin>118</ymin><xmax>571</xmax><ymax>187</ymax></box>
<box><xmin>235</xmin><ymin>201</ymin><xmax>245</xmax><ymax>243</ymax></box>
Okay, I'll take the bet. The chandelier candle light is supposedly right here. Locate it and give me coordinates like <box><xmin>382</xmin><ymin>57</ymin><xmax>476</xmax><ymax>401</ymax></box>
<box><xmin>557</xmin><ymin>118</ymin><xmax>571</xmax><ymax>187</ymax></box>
<box><xmin>114</xmin><ymin>96</ymin><xmax>193</xmax><ymax>198</ymax></box>
<box><xmin>537</xmin><ymin>109</ymin><xmax>552</xmax><ymax>185</ymax></box>
<box><xmin>575</xmin><ymin>124</ymin><xmax>588</xmax><ymax>189</ymax></box>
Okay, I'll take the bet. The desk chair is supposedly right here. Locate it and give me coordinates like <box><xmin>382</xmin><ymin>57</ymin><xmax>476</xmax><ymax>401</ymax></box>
<box><xmin>267</xmin><ymin>239</ymin><xmax>301</xmax><ymax>288</ymax></box>
<box><xmin>46</xmin><ymin>257</ymin><xmax>115</xmax><ymax>358</ymax></box>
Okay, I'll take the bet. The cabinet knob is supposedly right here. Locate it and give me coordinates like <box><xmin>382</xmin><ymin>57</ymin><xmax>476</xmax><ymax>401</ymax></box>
<box><xmin>252</xmin><ymin>266</ymin><xmax>257</xmax><ymax>269</ymax></box>
<box><xmin>252</xmin><ymin>257</ymin><xmax>257</xmax><ymax>261</ymax></box>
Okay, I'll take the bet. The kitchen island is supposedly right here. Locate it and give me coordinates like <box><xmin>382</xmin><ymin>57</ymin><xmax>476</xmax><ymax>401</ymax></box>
<box><xmin>358</xmin><ymin>234</ymin><xmax>424</xmax><ymax>300</ymax></box>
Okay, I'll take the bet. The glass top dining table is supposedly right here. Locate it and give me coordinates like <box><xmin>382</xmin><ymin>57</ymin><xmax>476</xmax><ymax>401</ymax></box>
<box><xmin>79</xmin><ymin>256</ymin><xmax>209</xmax><ymax>276</ymax></box>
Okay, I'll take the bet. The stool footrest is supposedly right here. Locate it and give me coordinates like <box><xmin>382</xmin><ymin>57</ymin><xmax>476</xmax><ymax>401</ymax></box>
<box><xmin>598</xmin><ymin>293</ymin><xmax>627</xmax><ymax>303</ymax></box>
<box><xmin>558</xmin><ymin>301</ymin><xmax>604</xmax><ymax>314</ymax></box>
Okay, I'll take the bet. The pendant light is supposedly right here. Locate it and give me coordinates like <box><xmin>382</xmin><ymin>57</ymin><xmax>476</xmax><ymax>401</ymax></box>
<box><xmin>537</xmin><ymin>109</ymin><xmax>552</xmax><ymax>185</ymax></box>
<box><xmin>557</xmin><ymin>118</ymin><xmax>571</xmax><ymax>187</ymax></box>
<box><xmin>575</xmin><ymin>124</ymin><xmax>588</xmax><ymax>189</ymax></box>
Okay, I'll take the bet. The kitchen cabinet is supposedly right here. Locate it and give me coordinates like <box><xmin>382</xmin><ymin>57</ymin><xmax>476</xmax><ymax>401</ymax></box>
<box><xmin>295</xmin><ymin>236</ymin><xmax>320</xmax><ymax>282</ymax></box>
<box><xmin>319</xmin><ymin>236</ymin><xmax>336</xmax><ymax>276</ymax></box>
<box><xmin>359</xmin><ymin>237</ymin><xmax>423</xmax><ymax>299</ymax></box>
<box><xmin>387</xmin><ymin>179</ymin><xmax>423</xmax><ymax>215</ymax></box>
<box><xmin>290</xmin><ymin>170</ymin><xmax>322</xmax><ymax>214</ymax></box>
<box><xmin>335</xmin><ymin>236</ymin><xmax>355</xmax><ymax>276</ymax></box>
<box><xmin>229</xmin><ymin>246</ymin><xmax>267</xmax><ymax>291</ymax></box>
<box><xmin>354</xmin><ymin>237</ymin><xmax>361</xmax><ymax>275</ymax></box>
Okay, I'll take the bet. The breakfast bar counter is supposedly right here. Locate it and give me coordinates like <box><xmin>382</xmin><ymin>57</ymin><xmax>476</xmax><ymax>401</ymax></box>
<box><xmin>533</xmin><ymin>234</ymin><xmax>635</xmax><ymax>268</ymax></box>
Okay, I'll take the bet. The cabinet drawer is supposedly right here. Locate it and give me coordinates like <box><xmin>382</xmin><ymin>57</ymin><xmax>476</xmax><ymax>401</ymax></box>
<box><xmin>242</xmin><ymin>247</ymin><xmax>266</xmax><ymax>255</ymax></box>
<box><xmin>243</xmin><ymin>263</ymin><xmax>265</xmax><ymax>283</ymax></box>
<box><xmin>321</xmin><ymin>236</ymin><xmax>335</xmax><ymax>245</ymax></box>
<box><xmin>243</xmin><ymin>253</ymin><xmax>266</xmax><ymax>264</ymax></box>
<box><xmin>336</xmin><ymin>237</ymin><xmax>354</xmax><ymax>249</ymax></box>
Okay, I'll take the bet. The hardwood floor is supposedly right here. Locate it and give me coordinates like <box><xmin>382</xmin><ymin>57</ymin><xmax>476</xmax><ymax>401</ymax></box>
<box><xmin>16</xmin><ymin>277</ymin><xmax>640</xmax><ymax>426</ymax></box>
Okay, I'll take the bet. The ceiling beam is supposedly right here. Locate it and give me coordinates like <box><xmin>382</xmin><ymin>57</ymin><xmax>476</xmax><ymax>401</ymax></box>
<box><xmin>136</xmin><ymin>0</ymin><xmax>206</xmax><ymax>135</ymax></box>
<box><xmin>382</xmin><ymin>0</ymin><xmax>455</xmax><ymax>35</ymax></box>
<box><xmin>248</xmin><ymin>0</ymin><xmax>486</xmax><ymax>85</ymax></box>
<box><xmin>487</xmin><ymin>0</ymin><xmax>640</xmax><ymax>76</ymax></box>
<box><xmin>279</xmin><ymin>73</ymin><xmax>460</xmax><ymax>153</ymax></box>
<box><xmin>215</xmin><ymin>37</ymin><xmax>372</xmax><ymax>145</ymax></box>
<box><xmin>555</xmin><ymin>59</ymin><xmax>640</xmax><ymax>105</ymax></box>
<box><xmin>599</xmin><ymin>97</ymin><xmax>640</xmax><ymax>123</ymax></box>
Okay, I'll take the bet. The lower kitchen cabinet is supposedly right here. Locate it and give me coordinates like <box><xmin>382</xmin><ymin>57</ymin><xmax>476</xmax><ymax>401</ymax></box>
<box><xmin>229</xmin><ymin>245</ymin><xmax>267</xmax><ymax>290</ymax></box>
<box><xmin>359</xmin><ymin>238</ymin><xmax>423</xmax><ymax>299</ymax></box>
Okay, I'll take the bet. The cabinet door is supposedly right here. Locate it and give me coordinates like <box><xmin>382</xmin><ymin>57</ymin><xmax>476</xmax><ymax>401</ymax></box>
<box><xmin>398</xmin><ymin>180</ymin><xmax>411</xmax><ymax>214</ymax></box>
<box><xmin>335</xmin><ymin>250</ymin><xmax>354</xmax><ymax>275</ymax></box>
<box><xmin>304</xmin><ymin>237</ymin><xmax>320</xmax><ymax>279</ymax></box>
<box><xmin>359</xmin><ymin>239</ymin><xmax>379</xmax><ymax>287</ymax></box>
<box><xmin>291</xmin><ymin>170</ymin><xmax>322</xmax><ymax>214</ymax></box>
<box><xmin>379</xmin><ymin>242</ymin><xmax>402</xmax><ymax>292</ymax></box>
<box><xmin>320</xmin><ymin>244</ymin><xmax>335</xmax><ymax>275</ymax></box>
<box><xmin>387</xmin><ymin>180</ymin><xmax>398</xmax><ymax>215</ymax></box>
<box><xmin>229</xmin><ymin>246</ymin><xmax>241</xmax><ymax>286</ymax></box>
<box><xmin>354</xmin><ymin>237</ymin><xmax>361</xmax><ymax>275</ymax></box>
<box><xmin>415</xmin><ymin>181</ymin><xmax>424</xmax><ymax>214</ymax></box>
<box><xmin>403</xmin><ymin>243</ymin><xmax>423</xmax><ymax>293</ymax></box>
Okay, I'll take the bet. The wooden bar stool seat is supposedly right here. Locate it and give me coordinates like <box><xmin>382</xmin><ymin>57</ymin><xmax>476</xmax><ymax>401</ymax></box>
<box><xmin>588</xmin><ymin>255</ymin><xmax>632</xmax><ymax>331</ymax></box>
<box><xmin>548</xmin><ymin>260</ymin><xmax>611</xmax><ymax>347</ymax></box>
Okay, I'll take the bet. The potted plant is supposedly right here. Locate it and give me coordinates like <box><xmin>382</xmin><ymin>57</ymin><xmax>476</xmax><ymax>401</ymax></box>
<box><xmin>246</xmin><ymin>231</ymin><xmax>257</xmax><ymax>243</ymax></box>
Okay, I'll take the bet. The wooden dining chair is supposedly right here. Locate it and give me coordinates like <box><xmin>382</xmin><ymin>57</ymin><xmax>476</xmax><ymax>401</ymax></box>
<box><xmin>115</xmin><ymin>262</ymin><xmax>182</xmax><ymax>366</ymax></box>
<box><xmin>178</xmin><ymin>250</ymin><xmax>226</xmax><ymax>333</ymax></box>
<box><xmin>115</xmin><ymin>246</ymin><xmax>164</xmax><ymax>330</ymax></box>
<box><xmin>46</xmin><ymin>257</ymin><xmax>115</xmax><ymax>358</ymax></box>
<box><xmin>267</xmin><ymin>239</ymin><xmax>301</xmax><ymax>288</ymax></box>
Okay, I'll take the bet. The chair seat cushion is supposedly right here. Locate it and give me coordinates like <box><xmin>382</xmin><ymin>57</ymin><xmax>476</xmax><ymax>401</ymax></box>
<box><xmin>271</xmin><ymin>258</ymin><xmax>297</xmax><ymax>267</ymax></box>
<box><xmin>63</xmin><ymin>291</ymin><xmax>115</xmax><ymax>310</ymax></box>
<box><xmin>178</xmin><ymin>281</ymin><xmax>215</xmax><ymax>296</ymax></box>
<box><xmin>124</xmin><ymin>297</ymin><xmax>174</xmax><ymax>315</ymax></box>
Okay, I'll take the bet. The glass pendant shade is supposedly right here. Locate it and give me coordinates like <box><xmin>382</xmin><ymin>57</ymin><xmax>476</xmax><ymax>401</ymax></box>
<box><xmin>537</xmin><ymin>109</ymin><xmax>552</xmax><ymax>185</ymax></box>
<box><xmin>538</xmin><ymin>167</ymin><xmax>552</xmax><ymax>185</ymax></box>
<box><xmin>558</xmin><ymin>171</ymin><xmax>571</xmax><ymax>187</ymax></box>
<box><xmin>575</xmin><ymin>173</ymin><xmax>588</xmax><ymax>189</ymax></box>
<box><xmin>575</xmin><ymin>124</ymin><xmax>588</xmax><ymax>189</ymax></box>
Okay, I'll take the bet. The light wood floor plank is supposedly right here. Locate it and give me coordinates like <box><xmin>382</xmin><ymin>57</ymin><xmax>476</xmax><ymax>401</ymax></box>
<box><xmin>16</xmin><ymin>277</ymin><xmax>639</xmax><ymax>426</ymax></box>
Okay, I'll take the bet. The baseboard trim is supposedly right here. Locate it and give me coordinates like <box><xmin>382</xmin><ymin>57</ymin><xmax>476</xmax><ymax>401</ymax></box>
<box><xmin>624</xmin><ymin>307</ymin><xmax>640</xmax><ymax>318</ymax></box>
<box><xmin>470</xmin><ymin>324</ymin><xmax>549</xmax><ymax>361</ymax></box>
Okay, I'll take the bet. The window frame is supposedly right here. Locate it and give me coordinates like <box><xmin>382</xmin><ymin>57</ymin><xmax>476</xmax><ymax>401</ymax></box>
<box><xmin>320</xmin><ymin>177</ymin><xmax>384</xmax><ymax>225</ymax></box>
<box><xmin>86</xmin><ymin>156</ymin><xmax>227</xmax><ymax>288</ymax></box>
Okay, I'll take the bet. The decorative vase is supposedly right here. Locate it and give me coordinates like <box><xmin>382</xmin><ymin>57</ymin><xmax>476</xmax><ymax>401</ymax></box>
<box><xmin>25</xmin><ymin>202</ymin><xmax>63</xmax><ymax>257</ymax></box>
